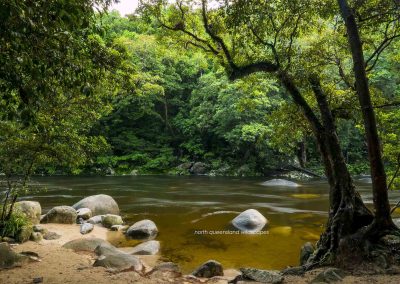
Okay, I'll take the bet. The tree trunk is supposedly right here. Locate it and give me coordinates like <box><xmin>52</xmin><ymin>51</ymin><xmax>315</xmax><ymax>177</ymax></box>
<box><xmin>337</xmin><ymin>0</ymin><xmax>394</xmax><ymax>230</ymax></box>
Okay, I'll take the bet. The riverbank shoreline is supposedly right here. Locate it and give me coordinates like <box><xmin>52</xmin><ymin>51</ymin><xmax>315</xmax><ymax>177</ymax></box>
<box><xmin>2</xmin><ymin>223</ymin><xmax>400</xmax><ymax>283</ymax></box>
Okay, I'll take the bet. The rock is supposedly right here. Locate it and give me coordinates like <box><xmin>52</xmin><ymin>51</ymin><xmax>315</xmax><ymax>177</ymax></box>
<box><xmin>14</xmin><ymin>201</ymin><xmax>42</xmax><ymax>224</ymax></box>
<box><xmin>231</xmin><ymin>209</ymin><xmax>267</xmax><ymax>233</ymax></box>
<box><xmin>300</xmin><ymin>242</ymin><xmax>314</xmax><ymax>265</ymax></box>
<box><xmin>101</xmin><ymin>214</ymin><xmax>123</xmax><ymax>228</ymax></box>
<box><xmin>72</xmin><ymin>194</ymin><xmax>119</xmax><ymax>216</ymax></box>
<box><xmin>260</xmin><ymin>179</ymin><xmax>300</xmax><ymax>187</ymax></box>
<box><xmin>30</xmin><ymin>232</ymin><xmax>43</xmax><ymax>242</ymax></box>
<box><xmin>33</xmin><ymin>225</ymin><xmax>48</xmax><ymax>235</ymax></box>
<box><xmin>76</xmin><ymin>208</ymin><xmax>92</xmax><ymax>220</ymax></box>
<box><xmin>127</xmin><ymin>240</ymin><xmax>160</xmax><ymax>255</ymax></box>
<box><xmin>105</xmin><ymin>167</ymin><xmax>115</xmax><ymax>176</ymax></box>
<box><xmin>281</xmin><ymin>266</ymin><xmax>305</xmax><ymax>276</ymax></box>
<box><xmin>177</xmin><ymin>162</ymin><xmax>194</xmax><ymax>170</ymax></box>
<box><xmin>0</xmin><ymin>243</ymin><xmax>29</xmax><ymax>268</ymax></box>
<box><xmin>63</xmin><ymin>238</ymin><xmax>109</xmax><ymax>252</ymax></box>
<box><xmin>311</xmin><ymin>268</ymin><xmax>345</xmax><ymax>283</ymax></box>
<box><xmin>80</xmin><ymin>223</ymin><xmax>94</xmax><ymax>235</ymax></box>
<box><xmin>129</xmin><ymin>170</ymin><xmax>138</xmax><ymax>176</ymax></box>
<box><xmin>126</xmin><ymin>219</ymin><xmax>158</xmax><ymax>240</ymax></box>
<box><xmin>87</xmin><ymin>215</ymin><xmax>104</xmax><ymax>224</ymax></box>
<box><xmin>381</xmin><ymin>234</ymin><xmax>400</xmax><ymax>250</ymax></box>
<box><xmin>2</xmin><ymin>237</ymin><xmax>16</xmax><ymax>243</ymax></box>
<box><xmin>93</xmin><ymin>243</ymin><xmax>143</xmax><ymax>272</ymax></box>
<box><xmin>190</xmin><ymin>162</ymin><xmax>207</xmax><ymax>175</ymax></box>
<box><xmin>240</xmin><ymin>268</ymin><xmax>283</xmax><ymax>283</ymax></box>
<box><xmin>393</xmin><ymin>218</ymin><xmax>400</xmax><ymax>229</ymax></box>
<box><xmin>33</xmin><ymin>277</ymin><xmax>43</xmax><ymax>284</ymax></box>
<box><xmin>16</xmin><ymin>225</ymin><xmax>33</xmax><ymax>243</ymax></box>
<box><xmin>153</xmin><ymin>262</ymin><xmax>181</xmax><ymax>273</ymax></box>
<box><xmin>41</xmin><ymin>206</ymin><xmax>77</xmax><ymax>224</ymax></box>
<box><xmin>110</xmin><ymin>225</ymin><xmax>128</xmax><ymax>232</ymax></box>
<box><xmin>43</xmin><ymin>231</ymin><xmax>61</xmax><ymax>240</ymax></box>
<box><xmin>192</xmin><ymin>260</ymin><xmax>223</xmax><ymax>278</ymax></box>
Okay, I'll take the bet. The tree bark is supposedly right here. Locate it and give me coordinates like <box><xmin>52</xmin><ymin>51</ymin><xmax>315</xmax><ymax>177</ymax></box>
<box><xmin>337</xmin><ymin>0</ymin><xmax>394</xmax><ymax>229</ymax></box>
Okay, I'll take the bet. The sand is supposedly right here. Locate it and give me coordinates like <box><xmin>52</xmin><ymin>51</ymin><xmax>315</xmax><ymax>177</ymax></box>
<box><xmin>1</xmin><ymin>223</ymin><xmax>400</xmax><ymax>283</ymax></box>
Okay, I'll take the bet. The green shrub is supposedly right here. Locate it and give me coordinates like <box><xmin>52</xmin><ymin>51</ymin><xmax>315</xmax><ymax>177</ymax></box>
<box><xmin>0</xmin><ymin>207</ymin><xmax>29</xmax><ymax>238</ymax></box>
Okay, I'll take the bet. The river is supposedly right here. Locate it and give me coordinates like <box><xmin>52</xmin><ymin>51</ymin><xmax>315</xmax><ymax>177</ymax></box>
<box><xmin>21</xmin><ymin>176</ymin><xmax>400</xmax><ymax>273</ymax></box>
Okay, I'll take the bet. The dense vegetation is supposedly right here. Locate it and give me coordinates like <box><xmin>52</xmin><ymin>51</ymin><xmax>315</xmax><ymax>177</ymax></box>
<box><xmin>0</xmin><ymin>0</ymin><xmax>400</xmax><ymax>269</ymax></box>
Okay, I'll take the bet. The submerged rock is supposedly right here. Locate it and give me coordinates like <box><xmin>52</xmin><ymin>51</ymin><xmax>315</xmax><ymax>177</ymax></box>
<box><xmin>101</xmin><ymin>214</ymin><xmax>123</xmax><ymax>228</ymax></box>
<box><xmin>311</xmin><ymin>268</ymin><xmax>345</xmax><ymax>283</ymax></box>
<box><xmin>72</xmin><ymin>194</ymin><xmax>119</xmax><ymax>216</ymax></box>
<box><xmin>126</xmin><ymin>219</ymin><xmax>158</xmax><ymax>240</ymax></box>
<box><xmin>128</xmin><ymin>240</ymin><xmax>160</xmax><ymax>255</ymax></box>
<box><xmin>14</xmin><ymin>201</ymin><xmax>42</xmax><ymax>224</ymax></box>
<box><xmin>240</xmin><ymin>268</ymin><xmax>283</xmax><ymax>283</ymax></box>
<box><xmin>260</xmin><ymin>179</ymin><xmax>300</xmax><ymax>187</ymax></box>
<box><xmin>231</xmin><ymin>209</ymin><xmax>267</xmax><ymax>233</ymax></box>
<box><xmin>192</xmin><ymin>260</ymin><xmax>223</xmax><ymax>278</ymax></box>
<box><xmin>80</xmin><ymin>223</ymin><xmax>94</xmax><ymax>235</ymax></box>
<box><xmin>41</xmin><ymin>206</ymin><xmax>77</xmax><ymax>224</ymax></box>
<box><xmin>300</xmin><ymin>242</ymin><xmax>314</xmax><ymax>265</ymax></box>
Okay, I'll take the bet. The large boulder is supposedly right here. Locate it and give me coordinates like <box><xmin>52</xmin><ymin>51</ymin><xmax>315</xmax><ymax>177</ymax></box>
<box><xmin>192</xmin><ymin>260</ymin><xmax>223</xmax><ymax>278</ymax></box>
<box><xmin>231</xmin><ymin>209</ymin><xmax>267</xmax><ymax>233</ymax></box>
<box><xmin>72</xmin><ymin>194</ymin><xmax>119</xmax><ymax>216</ymax></box>
<box><xmin>41</xmin><ymin>206</ymin><xmax>77</xmax><ymax>224</ymax></box>
<box><xmin>260</xmin><ymin>179</ymin><xmax>300</xmax><ymax>187</ymax></box>
<box><xmin>128</xmin><ymin>240</ymin><xmax>160</xmax><ymax>255</ymax></box>
<box><xmin>93</xmin><ymin>243</ymin><xmax>143</xmax><ymax>272</ymax></box>
<box><xmin>63</xmin><ymin>238</ymin><xmax>109</xmax><ymax>252</ymax></box>
<box><xmin>0</xmin><ymin>243</ymin><xmax>29</xmax><ymax>268</ymax></box>
<box><xmin>101</xmin><ymin>214</ymin><xmax>123</xmax><ymax>228</ymax></box>
<box><xmin>14</xmin><ymin>201</ymin><xmax>41</xmax><ymax>224</ymax></box>
<box><xmin>126</xmin><ymin>219</ymin><xmax>158</xmax><ymax>240</ymax></box>
<box><xmin>240</xmin><ymin>268</ymin><xmax>283</xmax><ymax>283</ymax></box>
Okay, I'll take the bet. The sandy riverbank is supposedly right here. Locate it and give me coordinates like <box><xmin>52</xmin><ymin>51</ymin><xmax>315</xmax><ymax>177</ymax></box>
<box><xmin>1</xmin><ymin>224</ymin><xmax>400</xmax><ymax>283</ymax></box>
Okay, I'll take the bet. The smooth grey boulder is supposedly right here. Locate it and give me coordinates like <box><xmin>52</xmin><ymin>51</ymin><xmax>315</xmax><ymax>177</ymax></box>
<box><xmin>127</xmin><ymin>240</ymin><xmax>160</xmax><ymax>255</ymax></box>
<box><xmin>41</xmin><ymin>206</ymin><xmax>77</xmax><ymax>224</ymax></box>
<box><xmin>126</xmin><ymin>219</ymin><xmax>158</xmax><ymax>240</ymax></box>
<box><xmin>76</xmin><ymin>208</ymin><xmax>92</xmax><ymax>220</ymax></box>
<box><xmin>14</xmin><ymin>201</ymin><xmax>41</xmax><ymax>224</ymax></box>
<box><xmin>300</xmin><ymin>242</ymin><xmax>314</xmax><ymax>266</ymax></box>
<box><xmin>93</xmin><ymin>243</ymin><xmax>143</xmax><ymax>272</ymax></box>
<box><xmin>192</xmin><ymin>260</ymin><xmax>223</xmax><ymax>278</ymax></box>
<box><xmin>63</xmin><ymin>238</ymin><xmax>109</xmax><ymax>252</ymax></box>
<box><xmin>0</xmin><ymin>243</ymin><xmax>29</xmax><ymax>268</ymax></box>
<box><xmin>231</xmin><ymin>209</ymin><xmax>267</xmax><ymax>233</ymax></box>
<box><xmin>80</xmin><ymin>223</ymin><xmax>94</xmax><ymax>235</ymax></box>
<box><xmin>101</xmin><ymin>214</ymin><xmax>123</xmax><ymax>228</ymax></box>
<box><xmin>311</xmin><ymin>268</ymin><xmax>345</xmax><ymax>283</ymax></box>
<box><xmin>87</xmin><ymin>215</ymin><xmax>104</xmax><ymax>224</ymax></box>
<box><xmin>260</xmin><ymin>179</ymin><xmax>300</xmax><ymax>187</ymax></box>
<box><xmin>72</xmin><ymin>194</ymin><xmax>119</xmax><ymax>216</ymax></box>
<box><xmin>240</xmin><ymin>268</ymin><xmax>283</xmax><ymax>283</ymax></box>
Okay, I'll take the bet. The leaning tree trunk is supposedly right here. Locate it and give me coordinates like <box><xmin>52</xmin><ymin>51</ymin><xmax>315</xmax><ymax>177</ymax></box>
<box><xmin>338</xmin><ymin>0</ymin><xmax>395</xmax><ymax>231</ymax></box>
<box><xmin>307</xmin><ymin>76</ymin><xmax>374</xmax><ymax>267</ymax></box>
